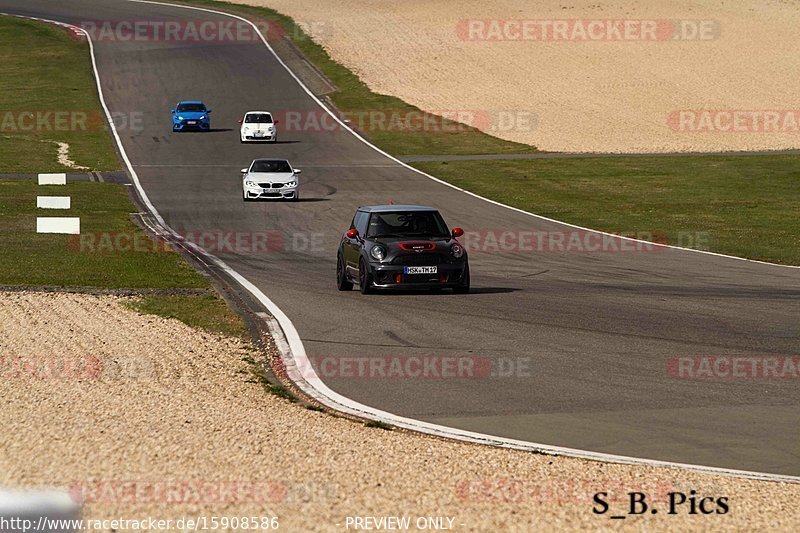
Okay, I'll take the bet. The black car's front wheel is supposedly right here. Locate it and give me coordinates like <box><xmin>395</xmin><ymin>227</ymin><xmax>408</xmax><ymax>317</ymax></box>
<box><xmin>337</xmin><ymin>253</ymin><xmax>353</xmax><ymax>291</ymax></box>
<box><xmin>453</xmin><ymin>263</ymin><xmax>470</xmax><ymax>294</ymax></box>
<box><xmin>358</xmin><ymin>258</ymin><xmax>374</xmax><ymax>294</ymax></box>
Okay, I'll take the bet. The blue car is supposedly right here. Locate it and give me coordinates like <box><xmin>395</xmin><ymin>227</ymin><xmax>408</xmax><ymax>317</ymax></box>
<box><xmin>171</xmin><ymin>101</ymin><xmax>211</xmax><ymax>131</ymax></box>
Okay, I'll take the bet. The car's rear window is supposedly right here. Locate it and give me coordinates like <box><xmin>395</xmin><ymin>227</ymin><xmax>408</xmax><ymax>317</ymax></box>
<box><xmin>367</xmin><ymin>211</ymin><xmax>449</xmax><ymax>238</ymax></box>
<box><xmin>250</xmin><ymin>160</ymin><xmax>291</xmax><ymax>173</ymax></box>
<box><xmin>245</xmin><ymin>113</ymin><xmax>273</xmax><ymax>124</ymax></box>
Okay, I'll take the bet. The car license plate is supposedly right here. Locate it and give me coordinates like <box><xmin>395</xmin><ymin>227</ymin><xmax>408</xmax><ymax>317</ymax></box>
<box><xmin>187</xmin><ymin>120</ymin><xmax>197</xmax><ymax>125</ymax></box>
<box><xmin>404</xmin><ymin>266</ymin><xmax>437</xmax><ymax>274</ymax></box>
<box><xmin>262</xmin><ymin>188</ymin><xmax>279</xmax><ymax>193</ymax></box>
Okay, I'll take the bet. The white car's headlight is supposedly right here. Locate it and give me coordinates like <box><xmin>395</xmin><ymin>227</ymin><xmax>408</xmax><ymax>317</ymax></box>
<box><xmin>370</xmin><ymin>245</ymin><xmax>386</xmax><ymax>261</ymax></box>
<box><xmin>245</xmin><ymin>180</ymin><xmax>257</xmax><ymax>187</ymax></box>
<box><xmin>285</xmin><ymin>181</ymin><xmax>297</xmax><ymax>187</ymax></box>
<box><xmin>451</xmin><ymin>243</ymin><xmax>464</xmax><ymax>258</ymax></box>
<box><xmin>243</xmin><ymin>127</ymin><xmax>250</xmax><ymax>133</ymax></box>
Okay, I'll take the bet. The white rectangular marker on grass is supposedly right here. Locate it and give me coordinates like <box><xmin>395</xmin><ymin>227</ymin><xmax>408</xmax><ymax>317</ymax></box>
<box><xmin>38</xmin><ymin>173</ymin><xmax>67</xmax><ymax>185</ymax></box>
<box><xmin>36</xmin><ymin>196</ymin><xmax>71</xmax><ymax>209</ymax></box>
<box><xmin>36</xmin><ymin>217</ymin><xmax>80</xmax><ymax>234</ymax></box>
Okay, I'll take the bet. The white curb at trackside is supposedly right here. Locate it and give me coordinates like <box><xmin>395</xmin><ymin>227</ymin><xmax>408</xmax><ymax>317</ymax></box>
<box><xmin>37</xmin><ymin>196</ymin><xmax>71</xmax><ymax>209</ymax></box>
<box><xmin>37</xmin><ymin>173</ymin><xmax>66</xmax><ymax>185</ymax></box>
<box><xmin>11</xmin><ymin>6</ymin><xmax>795</xmax><ymax>484</ymax></box>
<box><xmin>36</xmin><ymin>217</ymin><xmax>79</xmax><ymax>234</ymax></box>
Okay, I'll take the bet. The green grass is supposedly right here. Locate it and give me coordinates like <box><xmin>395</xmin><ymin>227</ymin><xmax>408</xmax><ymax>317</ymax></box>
<box><xmin>0</xmin><ymin>16</ymin><xmax>119</xmax><ymax>172</ymax></box>
<box><xmin>0</xmin><ymin>180</ymin><xmax>209</xmax><ymax>287</ymax></box>
<box><xmin>124</xmin><ymin>293</ymin><xmax>249</xmax><ymax>338</ymax></box>
<box><xmin>414</xmin><ymin>156</ymin><xmax>800</xmax><ymax>265</ymax></box>
<box><xmin>364</xmin><ymin>420</ymin><xmax>393</xmax><ymax>430</ymax></box>
<box><xmin>172</xmin><ymin>0</ymin><xmax>537</xmax><ymax>156</ymax></box>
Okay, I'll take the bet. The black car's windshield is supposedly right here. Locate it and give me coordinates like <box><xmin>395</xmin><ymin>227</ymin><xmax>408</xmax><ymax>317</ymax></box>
<box><xmin>176</xmin><ymin>103</ymin><xmax>206</xmax><ymax>113</ymax></box>
<box><xmin>367</xmin><ymin>211</ymin><xmax>449</xmax><ymax>238</ymax></box>
<box><xmin>250</xmin><ymin>160</ymin><xmax>291</xmax><ymax>173</ymax></box>
<box><xmin>245</xmin><ymin>113</ymin><xmax>273</xmax><ymax>123</ymax></box>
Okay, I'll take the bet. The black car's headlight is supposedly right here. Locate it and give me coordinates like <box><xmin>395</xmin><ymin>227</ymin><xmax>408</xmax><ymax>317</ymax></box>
<box><xmin>370</xmin><ymin>245</ymin><xmax>386</xmax><ymax>261</ymax></box>
<box><xmin>451</xmin><ymin>243</ymin><xmax>464</xmax><ymax>259</ymax></box>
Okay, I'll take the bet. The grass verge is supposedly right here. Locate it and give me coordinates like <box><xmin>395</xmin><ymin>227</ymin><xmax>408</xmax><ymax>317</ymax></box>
<box><xmin>415</xmin><ymin>156</ymin><xmax>800</xmax><ymax>265</ymax></box>
<box><xmin>0</xmin><ymin>180</ymin><xmax>206</xmax><ymax>287</ymax></box>
<box><xmin>0</xmin><ymin>16</ymin><xmax>119</xmax><ymax>172</ymax></box>
<box><xmin>123</xmin><ymin>294</ymin><xmax>249</xmax><ymax>338</ymax></box>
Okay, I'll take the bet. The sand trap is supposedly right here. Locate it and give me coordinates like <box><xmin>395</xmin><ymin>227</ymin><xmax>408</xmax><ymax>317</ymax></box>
<box><xmin>1</xmin><ymin>291</ymin><xmax>799</xmax><ymax>530</ymax></box>
<box><xmin>234</xmin><ymin>0</ymin><xmax>800</xmax><ymax>153</ymax></box>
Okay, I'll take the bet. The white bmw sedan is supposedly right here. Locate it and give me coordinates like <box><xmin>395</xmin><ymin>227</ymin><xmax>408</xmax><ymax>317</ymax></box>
<box><xmin>239</xmin><ymin>111</ymin><xmax>278</xmax><ymax>143</ymax></box>
<box><xmin>242</xmin><ymin>159</ymin><xmax>301</xmax><ymax>201</ymax></box>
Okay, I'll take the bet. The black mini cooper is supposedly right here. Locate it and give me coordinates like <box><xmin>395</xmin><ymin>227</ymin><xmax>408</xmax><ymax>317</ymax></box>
<box><xmin>337</xmin><ymin>205</ymin><xmax>469</xmax><ymax>294</ymax></box>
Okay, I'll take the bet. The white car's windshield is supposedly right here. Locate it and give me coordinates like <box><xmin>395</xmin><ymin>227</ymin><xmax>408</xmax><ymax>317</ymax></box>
<box><xmin>245</xmin><ymin>113</ymin><xmax>273</xmax><ymax>124</ymax></box>
<box><xmin>250</xmin><ymin>160</ymin><xmax>291</xmax><ymax>173</ymax></box>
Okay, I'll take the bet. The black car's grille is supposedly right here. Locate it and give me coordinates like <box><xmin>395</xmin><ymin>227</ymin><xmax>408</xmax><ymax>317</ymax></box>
<box><xmin>392</xmin><ymin>253</ymin><xmax>448</xmax><ymax>266</ymax></box>
<box><xmin>258</xmin><ymin>183</ymin><xmax>285</xmax><ymax>188</ymax></box>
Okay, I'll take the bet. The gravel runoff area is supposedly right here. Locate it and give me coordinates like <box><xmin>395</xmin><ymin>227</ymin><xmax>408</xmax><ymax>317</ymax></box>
<box><xmin>235</xmin><ymin>0</ymin><xmax>800</xmax><ymax>153</ymax></box>
<box><xmin>0</xmin><ymin>291</ymin><xmax>798</xmax><ymax>531</ymax></box>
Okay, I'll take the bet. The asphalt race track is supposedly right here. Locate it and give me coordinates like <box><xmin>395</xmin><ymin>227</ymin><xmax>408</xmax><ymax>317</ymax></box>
<box><xmin>3</xmin><ymin>0</ymin><xmax>798</xmax><ymax>476</ymax></box>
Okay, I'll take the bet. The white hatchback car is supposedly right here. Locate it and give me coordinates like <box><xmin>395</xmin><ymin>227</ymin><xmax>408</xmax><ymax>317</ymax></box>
<box><xmin>242</xmin><ymin>159</ymin><xmax>301</xmax><ymax>201</ymax></box>
<box><xmin>239</xmin><ymin>111</ymin><xmax>278</xmax><ymax>143</ymax></box>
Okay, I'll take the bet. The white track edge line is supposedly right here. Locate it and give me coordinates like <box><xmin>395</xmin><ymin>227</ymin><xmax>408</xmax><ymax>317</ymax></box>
<box><xmin>13</xmin><ymin>5</ymin><xmax>794</xmax><ymax>483</ymax></box>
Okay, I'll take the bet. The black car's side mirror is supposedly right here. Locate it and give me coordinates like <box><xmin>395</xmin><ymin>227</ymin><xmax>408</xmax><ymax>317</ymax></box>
<box><xmin>452</xmin><ymin>227</ymin><xmax>464</xmax><ymax>238</ymax></box>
